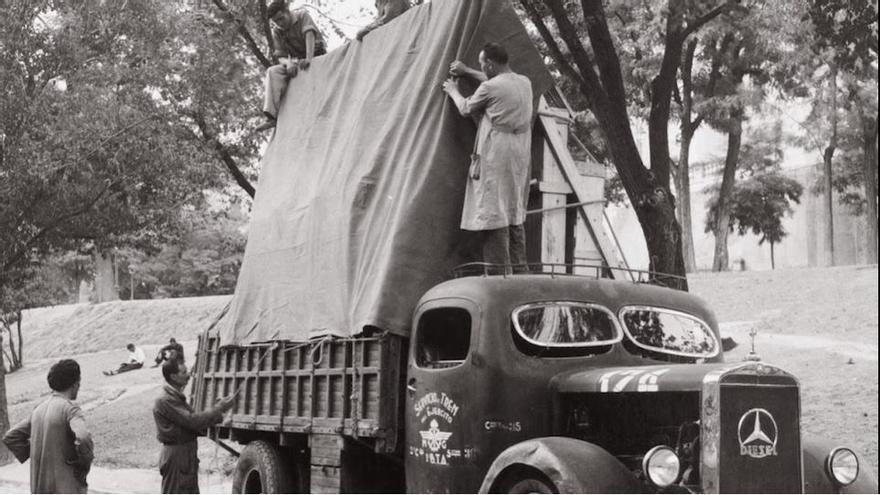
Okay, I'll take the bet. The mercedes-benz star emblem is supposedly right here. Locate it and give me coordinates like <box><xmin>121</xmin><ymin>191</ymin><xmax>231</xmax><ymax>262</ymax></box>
<box><xmin>737</xmin><ymin>408</ymin><xmax>778</xmax><ymax>458</ymax></box>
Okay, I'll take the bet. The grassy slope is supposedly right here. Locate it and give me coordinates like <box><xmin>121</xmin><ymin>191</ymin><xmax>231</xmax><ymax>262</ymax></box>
<box><xmin>5</xmin><ymin>266</ymin><xmax>878</xmax><ymax>477</ymax></box>
<box><xmin>19</xmin><ymin>295</ymin><xmax>230</xmax><ymax>360</ymax></box>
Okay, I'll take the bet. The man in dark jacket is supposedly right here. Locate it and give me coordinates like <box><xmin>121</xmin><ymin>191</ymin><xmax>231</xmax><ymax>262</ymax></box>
<box><xmin>3</xmin><ymin>359</ymin><xmax>94</xmax><ymax>493</ymax></box>
<box><xmin>153</xmin><ymin>359</ymin><xmax>235</xmax><ymax>493</ymax></box>
<box><xmin>257</xmin><ymin>0</ymin><xmax>327</xmax><ymax>132</ymax></box>
<box><xmin>151</xmin><ymin>337</ymin><xmax>185</xmax><ymax>367</ymax></box>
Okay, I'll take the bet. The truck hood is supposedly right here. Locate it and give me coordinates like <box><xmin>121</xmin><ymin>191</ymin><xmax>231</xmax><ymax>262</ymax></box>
<box><xmin>552</xmin><ymin>363</ymin><xmax>755</xmax><ymax>394</ymax></box>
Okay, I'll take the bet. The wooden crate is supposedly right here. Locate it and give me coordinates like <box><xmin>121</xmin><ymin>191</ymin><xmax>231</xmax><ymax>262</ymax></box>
<box><xmin>191</xmin><ymin>333</ymin><xmax>406</xmax><ymax>452</ymax></box>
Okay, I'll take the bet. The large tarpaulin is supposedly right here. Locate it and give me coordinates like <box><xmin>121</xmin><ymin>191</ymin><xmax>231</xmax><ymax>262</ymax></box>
<box><xmin>219</xmin><ymin>0</ymin><xmax>551</xmax><ymax>344</ymax></box>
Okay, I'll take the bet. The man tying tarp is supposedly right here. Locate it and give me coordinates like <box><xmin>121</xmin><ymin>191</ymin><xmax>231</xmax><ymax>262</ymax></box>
<box><xmin>355</xmin><ymin>0</ymin><xmax>411</xmax><ymax>41</ymax></box>
<box><xmin>257</xmin><ymin>0</ymin><xmax>327</xmax><ymax>132</ymax></box>
<box><xmin>443</xmin><ymin>42</ymin><xmax>533</xmax><ymax>270</ymax></box>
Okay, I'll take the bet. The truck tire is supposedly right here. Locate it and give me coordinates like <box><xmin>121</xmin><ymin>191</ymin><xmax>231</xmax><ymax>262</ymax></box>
<box><xmin>504</xmin><ymin>477</ymin><xmax>557</xmax><ymax>494</ymax></box>
<box><xmin>232</xmin><ymin>440</ymin><xmax>295</xmax><ymax>493</ymax></box>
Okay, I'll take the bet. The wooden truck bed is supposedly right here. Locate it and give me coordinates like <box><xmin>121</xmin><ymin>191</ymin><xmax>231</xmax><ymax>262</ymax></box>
<box><xmin>191</xmin><ymin>332</ymin><xmax>407</xmax><ymax>453</ymax></box>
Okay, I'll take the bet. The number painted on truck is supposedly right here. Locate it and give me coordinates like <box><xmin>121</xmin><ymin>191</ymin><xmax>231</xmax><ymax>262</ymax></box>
<box><xmin>599</xmin><ymin>368</ymin><xmax>670</xmax><ymax>392</ymax></box>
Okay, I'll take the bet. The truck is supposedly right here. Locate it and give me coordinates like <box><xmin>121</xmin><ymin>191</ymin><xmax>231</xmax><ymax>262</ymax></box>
<box><xmin>192</xmin><ymin>266</ymin><xmax>877</xmax><ymax>493</ymax></box>
<box><xmin>190</xmin><ymin>0</ymin><xmax>878</xmax><ymax>493</ymax></box>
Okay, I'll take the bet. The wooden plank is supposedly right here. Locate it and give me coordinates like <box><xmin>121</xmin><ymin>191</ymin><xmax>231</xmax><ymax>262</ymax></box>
<box><xmin>538</xmin><ymin>97</ymin><xmax>632</xmax><ymax>279</ymax></box>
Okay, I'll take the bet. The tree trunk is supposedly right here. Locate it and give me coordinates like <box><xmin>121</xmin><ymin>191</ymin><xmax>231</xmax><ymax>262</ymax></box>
<box><xmin>677</xmin><ymin>123</ymin><xmax>698</xmax><ymax>273</ymax></box>
<box><xmin>6</xmin><ymin>329</ymin><xmax>19</xmax><ymax>372</ymax></box>
<box><xmin>712</xmin><ymin>110</ymin><xmax>744</xmax><ymax>272</ymax></box>
<box><xmin>822</xmin><ymin>64</ymin><xmax>838</xmax><ymax>267</ymax></box>
<box><xmin>0</xmin><ymin>332</ymin><xmax>12</xmax><ymax>464</ymax></box>
<box><xmin>94</xmin><ymin>250</ymin><xmax>119</xmax><ymax>302</ymax></box>
<box><xmin>770</xmin><ymin>241</ymin><xmax>775</xmax><ymax>270</ymax></box>
<box><xmin>14</xmin><ymin>311</ymin><xmax>22</xmax><ymax>368</ymax></box>
<box><xmin>677</xmin><ymin>38</ymin><xmax>699</xmax><ymax>273</ymax></box>
<box><xmin>528</xmin><ymin>0</ymin><xmax>690</xmax><ymax>290</ymax></box>
<box><xmin>859</xmin><ymin>110</ymin><xmax>878</xmax><ymax>264</ymax></box>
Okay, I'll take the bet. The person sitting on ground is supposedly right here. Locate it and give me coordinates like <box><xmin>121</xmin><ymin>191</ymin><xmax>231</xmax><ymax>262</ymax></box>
<box><xmin>355</xmin><ymin>0</ymin><xmax>410</xmax><ymax>41</ymax></box>
<box><xmin>256</xmin><ymin>0</ymin><xmax>327</xmax><ymax>133</ymax></box>
<box><xmin>104</xmin><ymin>343</ymin><xmax>146</xmax><ymax>376</ymax></box>
<box><xmin>3</xmin><ymin>359</ymin><xmax>94</xmax><ymax>493</ymax></box>
<box><xmin>152</xmin><ymin>338</ymin><xmax>185</xmax><ymax>367</ymax></box>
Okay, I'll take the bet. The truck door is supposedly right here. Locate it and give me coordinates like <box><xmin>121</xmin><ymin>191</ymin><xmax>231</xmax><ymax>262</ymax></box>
<box><xmin>405</xmin><ymin>298</ymin><xmax>483</xmax><ymax>493</ymax></box>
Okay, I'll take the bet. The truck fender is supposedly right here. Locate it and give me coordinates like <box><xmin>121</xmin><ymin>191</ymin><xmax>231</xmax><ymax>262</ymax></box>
<box><xmin>477</xmin><ymin>436</ymin><xmax>640</xmax><ymax>494</ymax></box>
<box><xmin>802</xmin><ymin>436</ymin><xmax>878</xmax><ymax>494</ymax></box>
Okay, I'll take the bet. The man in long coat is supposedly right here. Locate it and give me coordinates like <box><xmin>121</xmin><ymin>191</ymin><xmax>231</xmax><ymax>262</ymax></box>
<box><xmin>153</xmin><ymin>359</ymin><xmax>235</xmax><ymax>493</ymax></box>
<box><xmin>3</xmin><ymin>359</ymin><xmax>94</xmax><ymax>493</ymax></box>
<box><xmin>443</xmin><ymin>42</ymin><xmax>534</xmax><ymax>269</ymax></box>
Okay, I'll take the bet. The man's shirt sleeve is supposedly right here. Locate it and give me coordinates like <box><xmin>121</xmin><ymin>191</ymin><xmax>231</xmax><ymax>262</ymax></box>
<box><xmin>2</xmin><ymin>416</ymin><xmax>32</xmax><ymax>463</ymax></box>
<box><xmin>462</xmin><ymin>81</ymin><xmax>492</xmax><ymax>117</ymax></box>
<box><xmin>156</xmin><ymin>395</ymin><xmax>223</xmax><ymax>434</ymax></box>
<box><xmin>298</xmin><ymin>11</ymin><xmax>320</xmax><ymax>35</ymax></box>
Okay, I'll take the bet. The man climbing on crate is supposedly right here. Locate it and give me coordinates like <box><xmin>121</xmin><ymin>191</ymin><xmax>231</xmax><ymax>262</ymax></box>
<box><xmin>256</xmin><ymin>0</ymin><xmax>327</xmax><ymax>133</ymax></box>
<box><xmin>442</xmin><ymin>42</ymin><xmax>534</xmax><ymax>271</ymax></box>
<box><xmin>355</xmin><ymin>0</ymin><xmax>410</xmax><ymax>41</ymax></box>
<box><xmin>153</xmin><ymin>359</ymin><xmax>236</xmax><ymax>493</ymax></box>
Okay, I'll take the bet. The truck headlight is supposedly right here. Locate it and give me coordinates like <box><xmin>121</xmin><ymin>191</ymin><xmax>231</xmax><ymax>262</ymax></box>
<box><xmin>826</xmin><ymin>447</ymin><xmax>859</xmax><ymax>486</ymax></box>
<box><xmin>643</xmin><ymin>445</ymin><xmax>681</xmax><ymax>488</ymax></box>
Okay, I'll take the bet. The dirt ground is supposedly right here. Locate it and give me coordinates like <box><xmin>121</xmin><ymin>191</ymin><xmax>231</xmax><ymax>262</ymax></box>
<box><xmin>1</xmin><ymin>265</ymin><xmax>876</xmax><ymax>492</ymax></box>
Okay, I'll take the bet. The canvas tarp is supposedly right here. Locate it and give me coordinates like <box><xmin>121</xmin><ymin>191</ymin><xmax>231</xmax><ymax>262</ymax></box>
<box><xmin>218</xmin><ymin>0</ymin><xmax>551</xmax><ymax>345</ymax></box>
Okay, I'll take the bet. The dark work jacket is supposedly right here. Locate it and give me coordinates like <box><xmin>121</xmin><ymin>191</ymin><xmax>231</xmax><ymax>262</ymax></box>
<box><xmin>153</xmin><ymin>385</ymin><xmax>224</xmax><ymax>493</ymax></box>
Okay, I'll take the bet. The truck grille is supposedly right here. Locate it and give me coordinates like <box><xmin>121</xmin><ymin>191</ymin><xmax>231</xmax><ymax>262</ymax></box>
<box><xmin>702</xmin><ymin>365</ymin><xmax>802</xmax><ymax>493</ymax></box>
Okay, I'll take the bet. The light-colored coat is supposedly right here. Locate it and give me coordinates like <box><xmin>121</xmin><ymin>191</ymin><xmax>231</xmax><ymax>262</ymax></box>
<box><xmin>460</xmin><ymin>72</ymin><xmax>533</xmax><ymax>231</ymax></box>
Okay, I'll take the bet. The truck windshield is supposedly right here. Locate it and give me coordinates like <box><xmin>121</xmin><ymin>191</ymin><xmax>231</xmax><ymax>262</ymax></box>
<box><xmin>619</xmin><ymin>306</ymin><xmax>718</xmax><ymax>358</ymax></box>
<box><xmin>512</xmin><ymin>302</ymin><xmax>621</xmax><ymax>347</ymax></box>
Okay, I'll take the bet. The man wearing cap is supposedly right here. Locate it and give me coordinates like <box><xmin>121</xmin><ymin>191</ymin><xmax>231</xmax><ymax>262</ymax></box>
<box><xmin>257</xmin><ymin>0</ymin><xmax>327</xmax><ymax>132</ymax></box>
<box><xmin>3</xmin><ymin>359</ymin><xmax>94</xmax><ymax>493</ymax></box>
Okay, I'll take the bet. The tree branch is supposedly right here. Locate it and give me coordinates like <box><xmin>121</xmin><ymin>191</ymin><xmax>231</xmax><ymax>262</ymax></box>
<box><xmin>2</xmin><ymin>183</ymin><xmax>113</xmax><ymax>274</ymax></box>
<box><xmin>682</xmin><ymin>1</ymin><xmax>734</xmax><ymax>39</ymax></box>
<box><xmin>190</xmin><ymin>111</ymin><xmax>256</xmax><ymax>198</ymax></box>
<box><xmin>541</xmin><ymin>0</ymin><xmax>609</xmax><ymax>108</ymax></box>
<box><xmin>518</xmin><ymin>0</ymin><xmax>584</xmax><ymax>87</ymax></box>
<box><xmin>580</xmin><ymin>0</ymin><xmax>630</xmax><ymax>112</ymax></box>
<box><xmin>258</xmin><ymin>0</ymin><xmax>275</xmax><ymax>61</ymax></box>
<box><xmin>211</xmin><ymin>0</ymin><xmax>272</xmax><ymax>69</ymax></box>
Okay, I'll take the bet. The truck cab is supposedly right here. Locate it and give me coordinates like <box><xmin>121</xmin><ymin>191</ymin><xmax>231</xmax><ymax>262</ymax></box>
<box><xmin>403</xmin><ymin>267</ymin><xmax>875</xmax><ymax>493</ymax></box>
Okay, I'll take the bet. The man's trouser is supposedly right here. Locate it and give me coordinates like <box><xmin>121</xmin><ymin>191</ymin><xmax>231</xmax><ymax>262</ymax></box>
<box><xmin>160</xmin><ymin>441</ymin><xmax>200</xmax><ymax>494</ymax></box>
<box><xmin>480</xmin><ymin>224</ymin><xmax>526</xmax><ymax>269</ymax></box>
<box><xmin>118</xmin><ymin>362</ymin><xmax>143</xmax><ymax>373</ymax></box>
<box><xmin>263</xmin><ymin>64</ymin><xmax>289</xmax><ymax>119</ymax></box>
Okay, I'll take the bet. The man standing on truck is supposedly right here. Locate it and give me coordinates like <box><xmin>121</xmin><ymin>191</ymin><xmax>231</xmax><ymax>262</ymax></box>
<box><xmin>442</xmin><ymin>42</ymin><xmax>533</xmax><ymax>269</ymax></box>
<box><xmin>153</xmin><ymin>359</ymin><xmax>236</xmax><ymax>493</ymax></box>
<box><xmin>3</xmin><ymin>359</ymin><xmax>94</xmax><ymax>493</ymax></box>
<box><xmin>355</xmin><ymin>0</ymin><xmax>410</xmax><ymax>41</ymax></box>
<box><xmin>256</xmin><ymin>0</ymin><xmax>327</xmax><ymax>132</ymax></box>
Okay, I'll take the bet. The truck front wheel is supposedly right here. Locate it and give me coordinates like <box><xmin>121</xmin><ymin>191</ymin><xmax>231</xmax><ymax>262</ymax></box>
<box><xmin>504</xmin><ymin>477</ymin><xmax>557</xmax><ymax>494</ymax></box>
<box><xmin>232</xmin><ymin>440</ymin><xmax>295</xmax><ymax>493</ymax></box>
